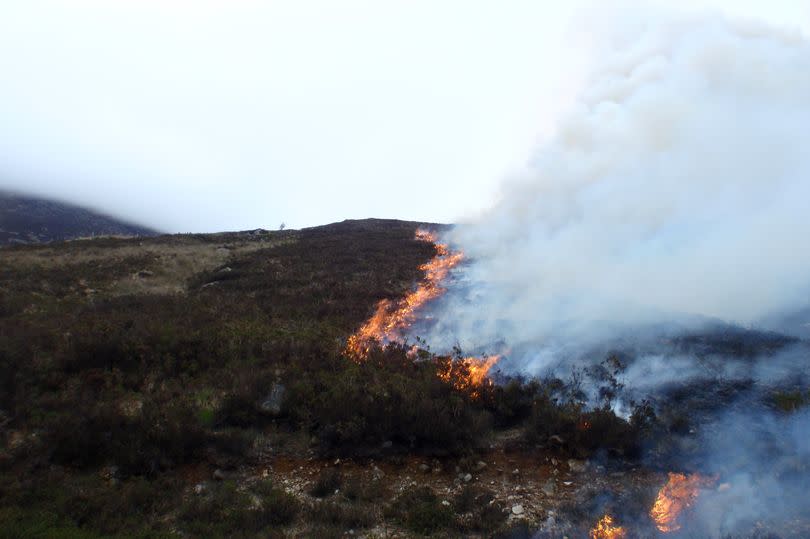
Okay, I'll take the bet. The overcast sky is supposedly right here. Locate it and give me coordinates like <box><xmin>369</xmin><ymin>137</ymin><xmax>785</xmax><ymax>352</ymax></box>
<box><xmin>1</xmin><ymin>1</ymin><xmax>808</xmax><ymax>232</ymax></box>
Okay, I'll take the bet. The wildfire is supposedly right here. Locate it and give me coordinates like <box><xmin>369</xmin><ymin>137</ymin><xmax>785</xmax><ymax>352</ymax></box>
<box><xmin>650</xmin><ymin>472</ymin><xmax>716</xmax><ymax>533</ymax></box>
<box><xmin>438</xmin><ymin>355</ymin><xmax>500</xmax><ymax>397</ymax></box>
<box><xmin>590</xmin><ymin>514</ymin><xmax>627</xmax><ymax>539</ymax></box>
<box><xmin>346</xmin><ymin>229</ymin><xmax>463</xmax><ymax>359</ymax></box>
<box><xmin>345</xmin><ymin>229</ymin><xmax>500</xmax><ymax>394</ymax></box>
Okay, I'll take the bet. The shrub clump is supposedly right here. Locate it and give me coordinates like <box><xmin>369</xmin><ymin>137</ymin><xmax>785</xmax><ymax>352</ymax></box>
<box><xmin>386</xmin><ymin>486</ymin><xmax>454</xmax><ymax>535</ymax></box>
<box><xmin>308</xmin><ymin>468</ymin><xmax>342</xmax><ymax>498</ymax></box>
<box><xmin>179</xmin><ymin>480</ymin><xmax>299</xmax><ymax>537</ymax></box>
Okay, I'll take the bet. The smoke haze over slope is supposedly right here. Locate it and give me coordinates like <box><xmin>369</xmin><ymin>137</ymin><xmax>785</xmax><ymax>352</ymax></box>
<box><xmin>425</xmin><ymin>14</ymin><xmax>810</xmax><ymax>358</ymax></box>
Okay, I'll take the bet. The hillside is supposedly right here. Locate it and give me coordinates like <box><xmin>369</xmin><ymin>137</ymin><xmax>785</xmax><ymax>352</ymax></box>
<box><xmin>0</xmin><ymin>219</ymin><xmax>807</xmax><ymax>538</ymax></box>
<box><xmin>0</xmin><ymin>191</ymin><xmax>157</xmax><ymax>245</ymax></box>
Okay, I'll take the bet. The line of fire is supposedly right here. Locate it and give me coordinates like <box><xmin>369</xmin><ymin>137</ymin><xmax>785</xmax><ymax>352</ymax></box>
<box><xmin>345</xmin><ymin>229</ymin><xmax>720</xmax><ymax>537</ymax></box>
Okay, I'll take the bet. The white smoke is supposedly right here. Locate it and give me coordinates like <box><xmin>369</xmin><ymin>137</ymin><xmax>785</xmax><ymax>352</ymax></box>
<box><xmin>417</xmin><ymin>14</ymin><xmax>810</xmax><ymax>536</ymax></box>
<box><xmin>425</xmin><ymin>14</ymin><xmax>810</xmax><ymax>360</ymax></box>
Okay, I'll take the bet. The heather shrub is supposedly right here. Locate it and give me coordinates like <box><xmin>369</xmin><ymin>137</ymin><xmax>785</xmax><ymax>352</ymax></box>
<box><xmin>386</xmin><ymin>487</ymin><xmax>453</xmax><ymax>535</ymax></box>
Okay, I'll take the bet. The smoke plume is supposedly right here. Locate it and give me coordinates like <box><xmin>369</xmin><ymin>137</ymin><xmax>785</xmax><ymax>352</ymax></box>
<box><xmin>413</xmin><ymin>13</ymin><xmax>810</xmax><ymax>537</ymax></box>
<box><xmin>422</xmin><ymin>14</ymin><xmax>810</xmax><ymax>365</ymax></box>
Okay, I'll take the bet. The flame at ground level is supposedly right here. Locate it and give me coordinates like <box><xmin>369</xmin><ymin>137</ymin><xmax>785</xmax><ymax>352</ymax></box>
<box><xmin>650</xmin><ymin>472</ymin><xmax>716</xmax><ymax>533</ymax></box>
<box><xmin>590</xmin><ymin>514</ymin><xmax>627</xmax><ymax>539</ymax></box>
<box><xmin>345</xmin><ymin>229</ymin><xmax>500</xmax><ymax>395</ymax></box>
<box><xmin>346</xmin><ymin>229</ymin><xmax>463</xmax><ymax>359</ymax></box>
<box><xmin>438</xmin><ymin>355</ymin><xmax>501</xmax><ymax>398</ymax></box>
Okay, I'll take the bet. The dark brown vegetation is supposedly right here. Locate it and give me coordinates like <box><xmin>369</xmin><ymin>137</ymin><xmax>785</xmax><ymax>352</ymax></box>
<box><xmin>0</xmin><ymin>219</ymin><xmax>659</xmax><ymax>537</ymax></box>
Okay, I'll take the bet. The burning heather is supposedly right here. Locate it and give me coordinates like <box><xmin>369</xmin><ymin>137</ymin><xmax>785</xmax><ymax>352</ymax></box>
<box><xmin>589</xmin><ymin>514</ymin><xmax>627</xmax><ymax>539</ymax></box>
<box><xmin>437</xmin><ymin>354</ymin><xmax>500</xmax><ymax>398</ymax></box>
<box><xmin>346</xmin><ymin>229</ymin><xmax>503</xmax><ymax>396</ymax></box>
<box><xmin>650</xmin><ymin>472</ymin><xmax>716</xmax><ymax>533</ymax></box>
<box><xmin>391</xmin><ymin>14</ymin><xmax>810</xmax><ymax>537</ymax></box>
<box><xmin>346</xmin><ymin>229</ymin><xmax>464</xmax><ymax>359</ymax></box>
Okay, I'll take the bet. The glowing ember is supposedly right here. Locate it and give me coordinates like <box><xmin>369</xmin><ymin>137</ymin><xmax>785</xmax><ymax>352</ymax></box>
<box><xmin>589</xmin><ymin>514</ymin><xmax>627</xmax><ymax>539</ymax></box>
<box><xmin>346</xmin><ymin>229</ymin><xmax>463</xmax><ymax>359</ymax></box>
<box><xmin>650</xmin><ymin>472</ymin><xmax>716</xmax><ymax>533</ymax></box>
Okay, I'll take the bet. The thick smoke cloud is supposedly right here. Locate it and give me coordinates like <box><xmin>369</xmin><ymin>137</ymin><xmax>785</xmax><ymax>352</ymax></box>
<box><xmin>422</xmin><ymin>15</ymin><xmax>810</xmax><ymax>364</ymax></box>
<box><xmin>413</xmin><ymin>14</ymin><xmax>810</xmax><ymax>537</ymax></box>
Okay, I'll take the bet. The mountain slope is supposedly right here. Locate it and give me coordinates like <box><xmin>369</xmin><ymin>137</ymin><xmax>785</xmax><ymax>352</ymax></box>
<box><xmin>0</xmin><ymin>191</ymin><xmax>157</xmax><ymax>245</ymax></box>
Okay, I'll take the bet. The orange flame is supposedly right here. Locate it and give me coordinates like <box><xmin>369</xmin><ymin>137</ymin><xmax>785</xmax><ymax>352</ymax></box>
<box><xmin>346</xmin><ymin>229</ymin><xmax>500</xmax><ymax>394</ymax></box>
<box><xmin>438</xmin><ymin>355</ymin><xmax>500</xmax><ymax>398</ymax></box>
<box><xmin>650</xmin><ymin>472</ymin><xmax>715</xmax><ymax>533</ymax></box>
<box><xmin>346</xmin><ymin>229</ymin><xmax>463</xmax><ymax>359</ymax></box>
<box><xmin>589</xmin><ymin>514</ymin><xmax>627</xmax><ymax>539</ymax></box>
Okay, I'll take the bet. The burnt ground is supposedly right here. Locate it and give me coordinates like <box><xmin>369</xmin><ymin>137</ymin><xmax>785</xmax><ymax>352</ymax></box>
<box><xmin>0</xmin><ymin>218</ymin><xmax>808</xmax><ymax>538</ymax></box>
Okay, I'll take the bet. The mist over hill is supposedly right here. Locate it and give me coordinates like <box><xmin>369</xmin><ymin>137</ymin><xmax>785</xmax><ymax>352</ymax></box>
<box><xmin>0</xmin><ymin>191</ymin><xmax>157</xmax><ymax>245</ymax></box>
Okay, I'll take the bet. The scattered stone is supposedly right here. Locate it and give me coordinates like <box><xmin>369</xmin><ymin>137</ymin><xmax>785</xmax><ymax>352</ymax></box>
<box><xmin>511</xmin><ymin>504</ymin><xmax>525</xmax><ymax>515</ymax></box>
<box><xmin>213</xmin><ymin>469</ymin><xmax>226</xmax><ymax>481</ymax></box>
<box><xmin>194</xmin><ymin>483</ymin><xmax>207</xmax><ymax>495</ymax></box>
<box><xmin>382</xmin><ymin>440</ymin><xmax>393</xmax><ymax>449</ymax></box>
<box><xmin>542</xmin><ymin>480</ymin><xmax>556</xmax><ymax>496</ymax></box>
<box><xmin>419</xmin><ymin>464</ymin><xmax>430</xmax><ymax>473</ymax></box>
<box><xmin>463</xmin><ymin>473</ymin><xmax>472</xmax><ymax>483</ymax></box>
<box><xmin>512</xmin><ymin>468</ymin><xmax>520</xmax><ymax>475</ymax></box>
<box><xmin>136</xmin><ymin>269</ymin><xmax>154</xmax><ymax>278</ymax></box>
<box><xmin>441</xmin><ymin>500</ymin><xmax>450</xmax><ymax>506</ymax></box>
<box><xmin>549</xmin><ymin>434</ymin><xmax>565</xmax><ymax>444</ymax></box>
<box><xmin>474</xmin><ymin>460</ymin><xmax>487</xmax><ymax>472</ymax></box>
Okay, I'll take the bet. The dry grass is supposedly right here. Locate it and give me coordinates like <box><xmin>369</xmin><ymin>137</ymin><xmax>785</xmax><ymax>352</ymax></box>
<box><xmin>2</xmin><ymin>232</ymin><xmax>297</xmax><ymax>297</ymax></box>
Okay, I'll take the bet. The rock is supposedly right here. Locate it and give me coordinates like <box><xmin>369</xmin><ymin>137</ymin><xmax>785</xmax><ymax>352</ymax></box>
<box><xmin>549</xmin><ymin>434</ymin><xmax>565</xmax><ymax>444</ymax></box>
<box><xmin>512</xmin><ymin>468</ymin><xmax>520</xmax><ymax>475</ymax></box>
<box><xmin>441</xmin><ymin>500</ymin><xmax>450</xmax><ymax>506</ymax></box>
<box><xmin>419</xmin><ymin>464</ymin><xmax>430</xmax><ymax>473</ymax></box>
<box><xmin>474</xmin><ymin>461</ymin><xmax>487</xmax><ymax>472</ymax></box>
<box><xmin>136</xmin><ymin>270</ymin><xmax>154</xmax><ymax>278</ymax></box>
<box><xmin>511</xmin><ymin>504</ymin><xmax>525</xmax><ymax>515</ymax></box>
<box><xmin>567</xmin><ymin>459</ymin><xmax>587</xmax><ymax>473</ymax></box>
<box><xmin>463</xmin><ymin>473</ymin><xmax>472</xmax><ymax>483</ymax></box>
<box><xmin>213</xmin><ymin>469</ymin><xmax>226</xmax><ymax>480</ymax></box>
<box><xmin>194</xmin><ymin>482</ymin><xmax>207</xmax><ymax>495</ymax></box>
<box><xmin>381</xmin><ymin>440</ymin><xmax>393</xmax><ymax>449</ymax></box>
<box><xmin>258</xmin><ymin>383</ymin><xmax>286</xmax><ymax>415</ymax></box>
<box><xmin>542</xmin><ymin>480</ymin><xmax>556</xmax><ymax>496</ymax></box>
